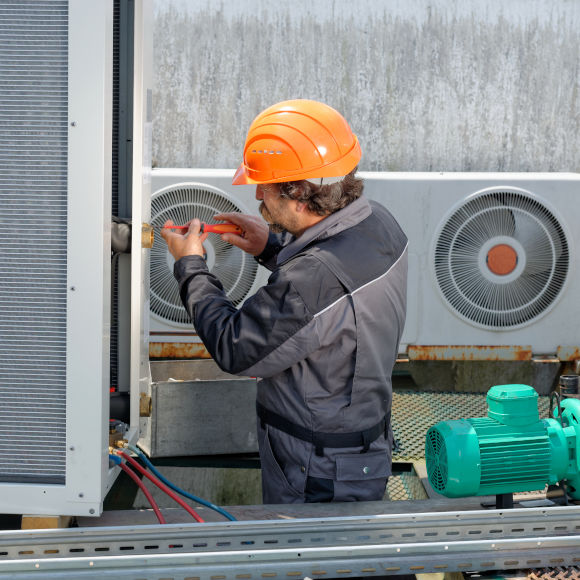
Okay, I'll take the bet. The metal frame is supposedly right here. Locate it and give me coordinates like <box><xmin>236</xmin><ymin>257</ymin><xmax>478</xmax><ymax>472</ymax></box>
<box><xmin>127</xmin><ymin>0</ymin><xmax>153</xmax><ymax>443</ymax></box>
<box><xmin>0</xmin><ymin>507</ymin><xmax>579</xmax><ymax>578</ymax></box>
<box><xmin>66</xmin><ymin>0</ymin><xmax>114</xmax><ymax>516</ymax></box>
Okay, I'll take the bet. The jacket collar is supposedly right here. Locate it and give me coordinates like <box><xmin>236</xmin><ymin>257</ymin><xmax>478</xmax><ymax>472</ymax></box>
<box><xmin>277</xmin><ymin>195</ymin><xmax>372</xmax><ymax>264</ymax></box>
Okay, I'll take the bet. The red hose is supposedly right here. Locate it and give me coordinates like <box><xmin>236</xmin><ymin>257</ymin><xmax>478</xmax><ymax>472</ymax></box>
<box><xmin>118</xmin><ymin>462</ymin><xmax>166</xmax><ymax>525</ymax></box>
<box><xmin>118</xmin><ymin>451</ymin><xmax>205</xmax><ymax>523</ymax></box>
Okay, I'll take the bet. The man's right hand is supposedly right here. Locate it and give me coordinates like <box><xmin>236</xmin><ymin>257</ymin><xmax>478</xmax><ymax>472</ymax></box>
<box><xmin>160</xmin><ymin>218</ymin><xmax>209</xmax><ymax>261</ymax></box>
<box><xmin>214</xmin><ymin>213</ymin><xmax>269</xmax><ymax>256</ymax></box>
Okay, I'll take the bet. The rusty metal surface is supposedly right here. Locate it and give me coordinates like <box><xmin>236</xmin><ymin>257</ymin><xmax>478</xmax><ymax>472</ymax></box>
<box><xmin>149</xmin><ymin>341</ymin><xmax>212</xmax><ymax>359</ymax></box>
<box><xmin>150</xmin><ymin>341</ymin><xmax>575</xmax><ymax>364</ymax></box>
<box><xmin>557</xmin><ymin>346</ymin><xmax>580</xmax><ymax>362</ymax></box>
<box><xmin>408</xmin><ymin>344</ymin><xmax>533</xmax><ymax>361</ymax></box>
<box><xmin>150</xmin><ymin>342</ymin><xmax>542</xmax><ymax>362</ymax></box>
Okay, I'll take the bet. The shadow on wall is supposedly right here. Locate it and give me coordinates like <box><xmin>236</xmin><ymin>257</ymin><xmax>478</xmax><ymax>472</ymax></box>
<box><xmin>152</xmin><ymin>0</ymin><xmax>580</xmax><ymax>173</ymax></box>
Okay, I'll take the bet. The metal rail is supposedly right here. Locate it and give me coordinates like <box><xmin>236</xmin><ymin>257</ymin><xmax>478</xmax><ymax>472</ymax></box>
<box><xmin>1</xmin><ymin>506</ymin><xmax>579</xmax><ymax>579</ymax></box>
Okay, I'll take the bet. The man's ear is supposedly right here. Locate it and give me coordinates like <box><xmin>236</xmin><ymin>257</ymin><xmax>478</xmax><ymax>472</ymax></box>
<box><xmin>292</xmin><ymin>182</ymin><xmax>310</xmax><ymax>213</ymax></box>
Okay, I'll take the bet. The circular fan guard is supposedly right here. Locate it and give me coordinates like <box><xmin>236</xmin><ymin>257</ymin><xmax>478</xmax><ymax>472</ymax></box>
<box><xmin>426</xmin><ymin>429</ymin><xmax>447</xmax><ymax>492</ymax></box>
<box><xmin>150</xmin><ymin>183</ymin><xmax>259</xmax><ymax>326</ymax></box>
<box><xmin>433</xmin><ymin>189</ymin><xmax>569</xmax><ymax>329</ymax></box>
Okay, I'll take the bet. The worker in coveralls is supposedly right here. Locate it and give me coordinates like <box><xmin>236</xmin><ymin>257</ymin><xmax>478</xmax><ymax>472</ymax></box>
<box><xmin>161</xmin><ymin>100</ymin><xmax>408</xmax><ymax>503</ymax></box>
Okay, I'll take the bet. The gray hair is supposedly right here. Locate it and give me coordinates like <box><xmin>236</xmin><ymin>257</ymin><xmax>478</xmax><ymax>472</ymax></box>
<box><xmin>278</xmin><ymin>168</ymin><xmax>363</xmax><ymax>216</ymax></box>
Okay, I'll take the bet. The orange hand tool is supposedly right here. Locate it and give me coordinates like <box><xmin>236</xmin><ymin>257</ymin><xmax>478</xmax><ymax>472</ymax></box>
<box><xmin>163</xmin><ymin>222</ymin><xmax>243</xmax><ymax>234</ymax></box>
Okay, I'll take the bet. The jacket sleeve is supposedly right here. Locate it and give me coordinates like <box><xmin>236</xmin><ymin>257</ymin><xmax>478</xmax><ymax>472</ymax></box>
<box><xmin>173</xmin><ymin>254</ymin><xmax>317</xmax><ymax>377</ymax></box>
<box><xmin>254</xmin><ymin>231</ymin><xmax>292</xmax><ymax>271</ymax></box>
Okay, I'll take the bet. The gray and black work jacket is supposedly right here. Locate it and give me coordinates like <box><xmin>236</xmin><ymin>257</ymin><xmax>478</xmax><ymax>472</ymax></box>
<box><xmin>174</xmin><ymin>195</ymin><xmax>408</xmax><ymax>500</ymax></box>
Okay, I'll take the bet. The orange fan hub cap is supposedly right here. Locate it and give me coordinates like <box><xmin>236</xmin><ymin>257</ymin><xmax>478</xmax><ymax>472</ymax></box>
<box><xmin>487</xmin><ymin>244</ymin><xmax>518</xmax><ymax>275</ymax></box>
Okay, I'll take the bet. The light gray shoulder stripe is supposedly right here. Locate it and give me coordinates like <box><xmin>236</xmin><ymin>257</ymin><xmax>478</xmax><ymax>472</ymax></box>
<box><xmin>314</xmin><ymin>242</ymin><xmax>409</xmax><ymax>319</ymax></box>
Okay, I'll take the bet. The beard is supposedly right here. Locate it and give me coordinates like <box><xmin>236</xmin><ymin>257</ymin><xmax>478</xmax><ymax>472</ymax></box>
<box><xmin>259</xmin><ymin>201</ymin><xmax>286</xmax><ymax>233</ymax></box>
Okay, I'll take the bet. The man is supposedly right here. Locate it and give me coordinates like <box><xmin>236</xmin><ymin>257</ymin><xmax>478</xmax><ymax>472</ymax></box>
<box><xmin>161</xmin><ymin>99</ymin><xmax>408</xmax><ymax>504</ymax></box>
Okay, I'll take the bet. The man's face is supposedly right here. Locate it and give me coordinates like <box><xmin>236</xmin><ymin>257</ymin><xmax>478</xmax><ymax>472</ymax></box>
<box><xmin>256</xmin><ymin>183</ymin><xmax>297</xmax><ymax>234</ymax></box>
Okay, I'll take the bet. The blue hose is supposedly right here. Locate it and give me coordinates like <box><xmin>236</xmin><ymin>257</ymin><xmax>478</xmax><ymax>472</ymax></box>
<box><xmin>126</xmin><ymin>444</ymin><xmax>237</xmax><ymax>521</ymax></box>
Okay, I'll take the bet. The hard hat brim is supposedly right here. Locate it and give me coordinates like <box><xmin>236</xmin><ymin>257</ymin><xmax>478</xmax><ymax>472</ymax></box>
<box><xmin>232</xmin><ymin>163</ymin><xmax>252</xmax><ymax>185</ymax></box>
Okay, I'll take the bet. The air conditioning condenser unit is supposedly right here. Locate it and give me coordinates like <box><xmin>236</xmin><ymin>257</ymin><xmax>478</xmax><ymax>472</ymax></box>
<box><xmin>0</xmin><ymin>0</ymin><xmax>153</xmax><ymax>517</ymax></box>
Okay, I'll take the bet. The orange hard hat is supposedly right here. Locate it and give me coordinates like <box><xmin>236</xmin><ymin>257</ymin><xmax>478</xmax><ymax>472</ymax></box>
<box><xmin>232</xmin><ymin>99</ymin><xmax>361</xmax><ymax>185</ymax></box>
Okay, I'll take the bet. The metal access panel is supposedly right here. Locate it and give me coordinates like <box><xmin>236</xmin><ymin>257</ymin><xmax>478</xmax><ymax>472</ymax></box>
<box><xmin>0</xmin><ymin>0</ymin><xmax>152</xmax><ymax>517</ymax></box>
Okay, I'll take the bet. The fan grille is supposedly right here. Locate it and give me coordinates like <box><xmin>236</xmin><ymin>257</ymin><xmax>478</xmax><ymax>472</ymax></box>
<box><xmin>151</xmin><ymin>183</ymin><xmax>259</xmax><ymax>325</ymax></box>
<box><xmin>434</xmin><ymin>190</ymin><xmax>569</xmax><ymax>329</ymax></box>
<box><xmin>426</xmin><ymin>428</ymin><xmax>448</xmax><ymax>492</ymax></box>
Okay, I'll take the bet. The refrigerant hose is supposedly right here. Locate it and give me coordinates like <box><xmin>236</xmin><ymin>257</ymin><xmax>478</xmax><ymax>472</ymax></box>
<box><xmin>127</xmin><ymin>444</ymin><xmax>237</xmax><ymax>521</ymax></box>
<box><xmin>115</xmin><ymin>450</ymin><xmax>205</xmax><ymax>523</ymax></box>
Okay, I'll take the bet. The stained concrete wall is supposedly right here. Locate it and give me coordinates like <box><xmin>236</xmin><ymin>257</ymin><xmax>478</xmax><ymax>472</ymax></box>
<box><xmin>152</xmin><ymin>0</ymin><xmax>580</xmax><ymax>173</ymax></box>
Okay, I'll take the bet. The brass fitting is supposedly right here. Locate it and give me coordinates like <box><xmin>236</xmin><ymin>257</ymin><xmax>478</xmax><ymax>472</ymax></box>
<box><xmin>139</xmin><ymin>393</ymin><xmax>152</xmax><ymax>417</ymax></box>
<box><xmin>142</xmin><ymin>223</ymin><xmax>154</xmax><ymax>248</ymax></box>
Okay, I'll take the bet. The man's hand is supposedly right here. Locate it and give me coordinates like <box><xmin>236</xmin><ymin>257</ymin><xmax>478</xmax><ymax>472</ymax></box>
<box><xmin>214</xmin><ymin>213</ymin><xmax>269</xmax><ymax>256</ymax></box>
<box><xmin>160</xmin><ymin>218</ymin><xmax>209</xmax><ymax>261</ymax></box>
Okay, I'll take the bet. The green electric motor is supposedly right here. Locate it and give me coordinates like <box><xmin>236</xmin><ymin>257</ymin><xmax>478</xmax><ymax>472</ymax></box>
<box><xmin>425</xmin><ymin>384</ymin><xmax>580</xmax><ymax>498</ymax></box>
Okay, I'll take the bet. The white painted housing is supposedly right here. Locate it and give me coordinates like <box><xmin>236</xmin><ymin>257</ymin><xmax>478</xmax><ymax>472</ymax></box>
<box><xmin>151</xmin><ymin>169</ymin><xmax>580</xmax><ymax>359</ymax></box>
<box><xmin>0</xmin><ymin>0</ymin><xmax>152</xmax><ymax>517</ymax></box>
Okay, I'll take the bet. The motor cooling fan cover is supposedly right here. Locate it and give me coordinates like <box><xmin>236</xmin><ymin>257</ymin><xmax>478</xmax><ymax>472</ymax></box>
<box><xmin>433</xmin><ymin>188</ymin><xmax>570</xmax><ymax>329</ymax></box>
<box><xmin>151</xmin><ymin>183</ymin><xmax>259</xmax><ymax>326</ymax></box>
<box><xmin>425</xmin><ymin>428</ymin><xmax>448</xmax><ymax>492</ymax></box>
